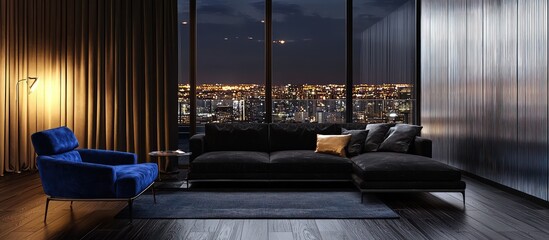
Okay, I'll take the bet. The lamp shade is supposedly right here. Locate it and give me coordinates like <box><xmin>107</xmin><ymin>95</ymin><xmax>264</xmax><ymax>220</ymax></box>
<box><xmin>28</xmin><ymin>77</ymin><xmax>39</xmax><ymax>93</ymax></box>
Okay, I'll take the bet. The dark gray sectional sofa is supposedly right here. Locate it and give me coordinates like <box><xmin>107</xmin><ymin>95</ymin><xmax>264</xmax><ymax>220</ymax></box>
<box><xmin>189</xmin><ymin>123</ymin><xmax>465</xmax><ymax>203</ymax></box>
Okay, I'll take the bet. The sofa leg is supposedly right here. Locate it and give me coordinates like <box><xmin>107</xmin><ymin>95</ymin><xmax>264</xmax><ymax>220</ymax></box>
<box><xmin>128</xmin><ymin>199</ymin><xmax>133</xmax><ymax>223</ymax></box>
<box><xmin>44</xmin><ymin>198</ymin><xmax>51</xmax><ymax>223</ymax></box>
<box><xmin>361</xmin><ymin>193</ymin><xmax>364</xmax><ymax>204</ymax></box>
<box><xmin>461</xmin><ymin>191</ymin><xmax>466</xmax><ymax>208</ymax></box>
<box><xmin>152</xmin><ymin>184</ymin><xmax>157</xmax><ymax>204</ymax></box>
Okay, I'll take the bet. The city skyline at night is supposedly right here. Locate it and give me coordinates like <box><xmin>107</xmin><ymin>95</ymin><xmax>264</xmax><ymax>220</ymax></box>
<box><xmin>177</xmin><ymin>83</ymin><xmax>414</xmax><ymax>124</ymax></box>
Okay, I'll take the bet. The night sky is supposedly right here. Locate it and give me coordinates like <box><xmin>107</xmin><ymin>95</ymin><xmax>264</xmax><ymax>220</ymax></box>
<box><xmin>177</xmin><ymin>0</ymin><xmax>409</xmax><ymax>85</ymax></box>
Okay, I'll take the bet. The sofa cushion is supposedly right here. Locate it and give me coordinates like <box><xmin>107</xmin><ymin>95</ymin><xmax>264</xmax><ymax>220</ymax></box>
<box><xmin>114</xmin><ymin>163</ymin><xmax>158</xmax><ymax>198</ymax></box>
<box><xmin>191</xmin><ymin>151</ymin><xmax>270</xmax><ymax>173</ymax></box>
<box><xmin>378</xmin><ymin>124</ymin><xmax>423</xmax><ymax>153</ymax></box>
<box><xmin>205</xmin><ymin>123</ymin><xmax>269</xmax><ymax>152</ymax></box>
<box><xmin>269</xmin><ymin>123</ymin><xmax>341</xmax><ymax>151</ymax></box>
<box><xmin>315</xmin><ymin>134</ymin><xmax>352</xmax><ymax>157</ymax></box>
<box><xmin>31</xmin><ymin>126</ymin><xmax>79</xmax><ymax>155</ymax></box>
<box><xmin>351</xmin><ymin>152</ymin><xmax>461</xmax><ymax>182</ymax></box>
<box><xmin>364</xmin><ymin>123</ymin><xmax>394</xmax><ymax>152</ymax></box>
<box><xmin>270</xmin><ymin>150</ymin><xmax>352</xmax><ymax>173</ymax></box>
<box><xmin>342</xmin><ymin>128</ymin><xmax>369</xmax><ymax>157</ymax></box>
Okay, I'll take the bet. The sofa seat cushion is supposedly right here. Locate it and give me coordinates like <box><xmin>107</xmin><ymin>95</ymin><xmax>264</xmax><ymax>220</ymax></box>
<box><xmin>270</xmin><ymin>150</ymin><xmax>352</xmax><ymax>173</ymax></box>
<box><xmin>114</xmin><ymin>163</ymin><xmax>158</xmax><ymax>198</ymax></box>
<box><xmin>351</xmin><ymin>152</ymin><xmax>461</xmax><ymax>182</ymax></box>
<box><xmin>191</xmin><ymin>151</ymin><xmax>270</xmax><ymax>173</ymax></box>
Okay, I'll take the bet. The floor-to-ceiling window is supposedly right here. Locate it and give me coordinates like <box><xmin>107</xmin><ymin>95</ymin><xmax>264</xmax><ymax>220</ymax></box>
<box><xmin>352</xmin><ymin>0</ymin><xmax>416</xmax><ymax>124</ymax></box>
<box><xmin>178</xmin><ymin>0</ymin><xmax>418</xmax><ymax>137</ymax></box>
<box><xmin>195</xmin><ymin>0</ymin><xmax>266</xmax><ymax>126</ymax></box>
<box><xmin>271</xmin><ymin>0</ymin><xmax>346</xmax><ymax>123</ymax></box>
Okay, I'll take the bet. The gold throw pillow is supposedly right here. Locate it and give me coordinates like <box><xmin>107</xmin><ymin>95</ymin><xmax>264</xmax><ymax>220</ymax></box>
<box><xmin>315</xmin><ymin>134</ymin><xmax>352</xmax><ymax>157</ymax></box>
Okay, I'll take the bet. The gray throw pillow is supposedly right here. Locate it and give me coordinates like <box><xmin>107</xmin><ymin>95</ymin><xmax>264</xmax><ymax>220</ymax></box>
<box><xmin>378</xmin><ymin>124</ymin><xmax>423</xmax><ymax>153</ymax></box>
<box><xmin>342</xmin><ymin>128</ymin><xmax>369</xmax><ymax>157</ymax></box>
<box><xmin>364</xmin><ymin>123</ymin><xmax>393</xmax><ymax>152</ymax></box>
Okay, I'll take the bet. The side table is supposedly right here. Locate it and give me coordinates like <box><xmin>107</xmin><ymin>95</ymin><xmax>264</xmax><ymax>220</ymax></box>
<box><xmin>149</xmin><ymin>150</ymin><xmax>191</xmax><ymax>184</ymax></box>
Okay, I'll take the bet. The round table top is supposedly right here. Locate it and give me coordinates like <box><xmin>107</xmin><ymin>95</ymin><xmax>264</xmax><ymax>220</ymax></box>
<box><xmin>148</xmin><ymin>150</ymin><xmax>191</xmax><ymax>157</ymax></box>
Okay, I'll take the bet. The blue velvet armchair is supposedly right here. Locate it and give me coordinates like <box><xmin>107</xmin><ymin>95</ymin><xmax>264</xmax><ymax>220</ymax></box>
<box><xmin>31</xmin><ymin>126</ymin><xmax>158</xmax><ymax>222</ymax></box>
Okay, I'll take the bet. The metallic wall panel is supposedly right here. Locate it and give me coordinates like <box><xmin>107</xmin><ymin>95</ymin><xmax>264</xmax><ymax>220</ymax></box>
<box><xmin>420</xmin><ymin>0</ymin><xmax>432</xmax><ymax>141</ymax></box>
<box><xmin>422</xmin><ymin>0</ymin><xmax>549</xmax><ymax>200</ymax></box>
<box><xmin>465</xmin><ymin>0</ymin><xmax>485</xmax><ymax>178</ymax></box>
<box><xmin>483</xmin><ymin>0</ymin><xmax>519</xmax><ymax>183</ymax></box>
<box><xmin>483</xmin><ymin>0</ymin><xmax>499</xmax><ymax>181</ymax></box>
<box><xmin>448</xmin><ymin>0</ymin><xmax>467</xmax><ymax>169</ymax></box>
<box><xmin>423</xmin><ymin>0</ymin><xmax>435</xmax><ymax>157</ymax></box>
<box><xmin>490</xmin><ymin>0</ymin><xmax>518</xmax><ymax>188</ymax></box>
<box><xmin>517</xmin><ymin>0</ymin><xmax>548</xmax><ymax>200</ymax></box>
<box><xmin>430</xmin><ymin>0</ymin><xmax>449</xmax><ymax>162</ymax></box>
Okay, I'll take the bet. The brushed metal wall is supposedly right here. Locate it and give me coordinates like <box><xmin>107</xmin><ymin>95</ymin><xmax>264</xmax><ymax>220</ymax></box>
<box><xmin>517</xmin><ymin>0</ymin><xmax>548</xmax><ymax>199</ymax></box>
<box><xmin>421</xmin><ymin>0</ymin><xmax>449</xmax><ymax>163</ymax></box>
<box><xmin>448</xmin><ymin>0</ymin><xmax>467</xmax><ymax>170</ymax></box>
<box><xmin>466</xmin><ymin>0</ymin><xmax>485</xmax><ymax>180</ymax></box>
<box><xmin>422</xmin><ymin>0</ymin><xmax>549</xmax><ymax>200</ymax></box>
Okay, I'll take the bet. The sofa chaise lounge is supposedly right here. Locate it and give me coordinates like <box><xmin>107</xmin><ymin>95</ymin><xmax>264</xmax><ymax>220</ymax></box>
<box><xmin>189</xmin><ymin>123</ymin><xmax>465</xmax><ymax>204</ymax></box>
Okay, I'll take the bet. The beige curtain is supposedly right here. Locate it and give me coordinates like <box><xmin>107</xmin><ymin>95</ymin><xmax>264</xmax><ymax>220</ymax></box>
<box><xmin>0</xmin><ymin>0</ymin><xmax>179</xmax><ymax>176</ymax></box>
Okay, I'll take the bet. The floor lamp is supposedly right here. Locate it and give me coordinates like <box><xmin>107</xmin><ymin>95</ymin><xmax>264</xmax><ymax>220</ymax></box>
<box><xmin>15</xmin><ymin>77</ymin><xmax>39</xmax><ymax>173</ymax></box>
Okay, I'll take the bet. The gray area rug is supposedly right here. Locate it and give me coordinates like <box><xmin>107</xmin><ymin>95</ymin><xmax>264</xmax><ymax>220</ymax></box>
<box><xmin>116</xmin><ymin>191</ymin><xmax>399</xmax><ymax>219</ymax></box>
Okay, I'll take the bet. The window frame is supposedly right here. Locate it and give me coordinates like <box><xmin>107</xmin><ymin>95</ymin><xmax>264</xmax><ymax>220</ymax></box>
<box><xmin>184</xmin><ymin>0</ymin><xmax>420</xmax><ymax>135</ymax></box>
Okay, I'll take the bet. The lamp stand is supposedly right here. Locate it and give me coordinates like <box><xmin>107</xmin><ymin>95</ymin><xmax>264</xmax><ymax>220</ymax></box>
<box><xmin>14</xmin><ymin>77</ymin><xmax>39</xmax><ymax>173</ymax></box>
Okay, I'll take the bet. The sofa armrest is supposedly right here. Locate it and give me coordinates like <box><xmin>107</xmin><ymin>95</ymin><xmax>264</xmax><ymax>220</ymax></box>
<box><xmin>409</xmin><ymin>137</ymin><xmax>432</xmax><ymax>158</ymax></box>
<box><xmin>77</xmin><ymin>149</ymin><xmax>138</xmax><ymax>165</ymax></box>
<box><xmin>37</xmin><ymin>156</ymin><xmax>117</xmax><ymax>198</ymax></box>
<box><xmin>190</xmin><ymin>134</ymin><xmax>206</xmax><ymax>162</ymax></box>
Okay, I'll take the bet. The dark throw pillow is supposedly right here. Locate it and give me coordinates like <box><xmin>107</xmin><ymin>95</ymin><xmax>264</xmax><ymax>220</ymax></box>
<box><xmin>364</xmin><ymin>123</ymin><xmax>394</xmax><ymax>152</ymax></box>
<box><xmin>378</xmin><ymin>124</ymin><xmax>423</xmax><ymax>153</ymax></box>
<box><xmin>342</xmin><ymin>128</ymin><xmax>369</xmax><ymax>157</ymax></box>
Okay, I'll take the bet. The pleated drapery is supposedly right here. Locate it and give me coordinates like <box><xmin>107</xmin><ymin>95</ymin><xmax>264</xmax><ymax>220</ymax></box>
<box><xmin>0</xmin><ymin>0</ymin><xmax>179</xmax><ymax>176</ymax></box>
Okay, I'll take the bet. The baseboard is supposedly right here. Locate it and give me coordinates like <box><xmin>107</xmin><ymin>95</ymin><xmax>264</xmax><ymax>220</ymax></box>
<box><xmin>461</xmin><ymin>171</ymin><xmax>549</xmax><ymax>207</ymax></box>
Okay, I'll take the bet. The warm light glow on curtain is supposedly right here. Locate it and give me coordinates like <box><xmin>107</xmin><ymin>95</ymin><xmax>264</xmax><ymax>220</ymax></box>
<box><xmin>0</xmin><ymin>0</ymin><xmax>178</xmax><ymax>176</ymax></box>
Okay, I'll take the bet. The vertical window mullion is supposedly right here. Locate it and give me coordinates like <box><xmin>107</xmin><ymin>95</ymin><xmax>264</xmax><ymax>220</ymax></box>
<box><xmin>265</xmin><ymin>0</ymin><xmax>272</xmax><ymax>123</ymax></box>
<box><xmin>346</xmin><ymin>0</ymin><xmax>353</xmax><ymax>123</ymax></box>
<box><xmin>189</xmin><ymin>0</ymin><xmax>196</xmax><ymax>135</ymax></box>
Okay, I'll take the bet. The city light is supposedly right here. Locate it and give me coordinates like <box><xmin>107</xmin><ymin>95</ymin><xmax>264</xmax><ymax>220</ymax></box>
<box><xmin>177</xmin><ymin>83</ymin><xmax>414</xmax><ymax>125</ymax></box>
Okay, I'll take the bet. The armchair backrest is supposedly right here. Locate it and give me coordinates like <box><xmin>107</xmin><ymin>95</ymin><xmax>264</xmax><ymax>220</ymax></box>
<box><xmin>31</xmin><ymin>126</ymin><xmax>82</xmax><ymax>162</ymax></box>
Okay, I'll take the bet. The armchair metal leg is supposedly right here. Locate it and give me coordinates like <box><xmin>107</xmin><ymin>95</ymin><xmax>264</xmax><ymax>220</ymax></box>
<box><xmin>70</xmin><ymin>201</ymin><xmax>73</xmax><ymax>208</ymax></box>
<box><xmin>44</xmin><ymin>198</ymin><xmax>51</xmax><ymax>223</ymax></box>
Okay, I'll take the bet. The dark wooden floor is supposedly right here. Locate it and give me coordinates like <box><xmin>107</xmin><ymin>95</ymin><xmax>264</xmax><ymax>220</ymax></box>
<box><xmin>2</xmin><ymin>171</ymin><xmax>549</xmax><ymax>240</ymax></box>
